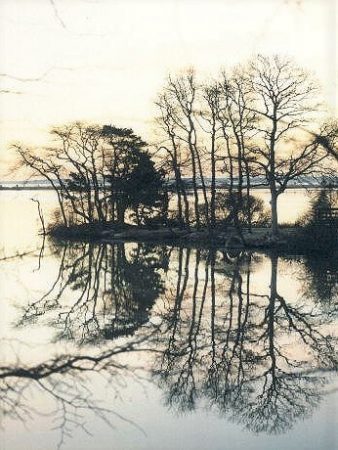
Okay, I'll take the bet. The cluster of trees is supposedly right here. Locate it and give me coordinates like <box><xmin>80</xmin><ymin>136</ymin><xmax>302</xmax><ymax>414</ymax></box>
<box><xmin>15</xmin><ymin>55</ymin><xmax>338</xmax><ymax>238</ymax></box>
<box><xmin>15</xmin><ymin>123</ymin><xmax>164</xmax><ymax>227</ymax></box>
<box><xmin>155</xmin><ymin>55</ymin><xmax>338</xmax><ymax>237</ymax></box>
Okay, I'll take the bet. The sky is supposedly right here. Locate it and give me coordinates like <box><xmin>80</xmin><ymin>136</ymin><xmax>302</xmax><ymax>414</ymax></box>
<box><xmin>0</xmin><ymin>0</ymin><xmax>337</xmax><ymax>177</ymax></box>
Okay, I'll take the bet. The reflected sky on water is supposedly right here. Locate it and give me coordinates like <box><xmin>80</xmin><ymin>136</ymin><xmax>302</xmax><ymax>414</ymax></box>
<box><xmin>0</xmin><ymin>192</ymin><xmax>337</xmax><ymax>450</ymax></box>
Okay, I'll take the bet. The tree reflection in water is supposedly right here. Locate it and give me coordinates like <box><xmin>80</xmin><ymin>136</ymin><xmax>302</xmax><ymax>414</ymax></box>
<box><xmin>17</xmin><ymin>241</ymin><xmax>168</xmax><ymax>343</ymax></box>
<box><xmin>152</xmin><ymin>248</ymin><xmax>338</xmax><ymax>433</ymax></box>
<box><xmin>1</xmin><ymin>243</ymin><xmax>338</xmax><ymax>446</ymax></box>
<box><xmin>0</xmin><ymin>336</ymin><xmax>151</xmax><ymax>448</ymax></box>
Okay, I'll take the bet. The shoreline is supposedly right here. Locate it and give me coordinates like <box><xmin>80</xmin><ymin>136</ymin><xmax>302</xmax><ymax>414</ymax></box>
<box><xmin>49</xmin><ymin>223</ymin><xmax>317</xmax><ymax>252</ymax></box>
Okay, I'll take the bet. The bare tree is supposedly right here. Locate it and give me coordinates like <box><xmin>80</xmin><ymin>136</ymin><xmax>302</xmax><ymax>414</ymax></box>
<box><xmin>200</xmin><ymin>83</ymin><xmax>221</xmax><ymax>231</ymax></box>
<box><xmin>244</xmin><ymin>55</ymin><xmax>331</xmax><ymax>237</ymax></box>
<box><xmin>13</xmin><ymin>144</ymin><xmax>70</xmax><ymax>226</ymax></box>
<box><xmin>157</xmin><ymin>70</ymin><xmax>209</xmax><ymax>229</ymax></box>
<box><xmin>215</xmin><ymin>71</ymin><xmax>258</xmax><ymax>233</ymax></box>
<box><xmin>155</xmin><ymin>92</ymin><xmax>190</xmax><ymax>226</ymax></box>
<box><xmin>156</xmin><ymin>67</ymin><xmax>266</xmax><ymax>235</ymax></box>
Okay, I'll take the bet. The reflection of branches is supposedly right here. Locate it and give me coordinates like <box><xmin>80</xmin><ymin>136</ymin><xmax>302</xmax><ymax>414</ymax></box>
<box><xmin>5</xmin><ymin>242</ymin><xmax>169</xmax><ymax>447</ymax></box>
<box><xmin>152</xmin><ymin>249</ymin><xmax>338</xmax><ymax>433</ymax></box>
<box><xmin>230</xmin><ymin>371</ymin><xmax>322</xmax><ymax>434</ymax></box>
<box><xmin>0</xmin><ymin>336</ymin><xmax>153</xmax><ymax>449</ymax></box>
<box><xmin>0</xmin><ymin>249</ymin><xmax>36</xmax><ymax>261</ymax></box>
<box><xmin>17</xmin><ymin>241</ymin><xmax>167</xmax><ymax>344</ymax></box>
<box><xmin>301</xmin><ymin>253</ymin><xmax>338</xmax><ymax>312</ymax></box>
<box><xmin>10</xmin><ymin>243</ymin><xmax>338</xmax><ymax>441</ymax></box>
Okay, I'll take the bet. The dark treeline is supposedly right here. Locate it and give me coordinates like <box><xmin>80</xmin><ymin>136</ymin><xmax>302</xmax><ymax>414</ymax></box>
<box><xmin>14</xmin><ymin>55</ymin><xmax>338</xmax><ymax>238</ymax></box>
<box><xmin>6</xmin><ymin>242</ymin><xmax>338</xmax><ymax>439</ymax></box>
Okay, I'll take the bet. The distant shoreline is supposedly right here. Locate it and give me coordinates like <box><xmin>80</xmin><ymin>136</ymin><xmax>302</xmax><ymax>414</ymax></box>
<box><xmin>1</xmin><ymin>185</ymin><xmax>336</xmax><ymax>191</ymax></box>
<box><xmin>0</xmin><ymin>186</ymin><xmax>56</xmax><ymax>191</ymax></box>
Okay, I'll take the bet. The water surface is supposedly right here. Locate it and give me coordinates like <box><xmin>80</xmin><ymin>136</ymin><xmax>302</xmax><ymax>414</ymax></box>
<box><xmin>0</xmin><ymin>191</ymin><xmax>337</xmax><ymax>450</ymax></box>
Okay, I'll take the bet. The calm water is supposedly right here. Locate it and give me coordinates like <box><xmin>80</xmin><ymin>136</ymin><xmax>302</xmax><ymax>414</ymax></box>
<box><xmin>0</xmin><ymin>191</ymin><xmax>337</xmax><ymax>450</ymax></box>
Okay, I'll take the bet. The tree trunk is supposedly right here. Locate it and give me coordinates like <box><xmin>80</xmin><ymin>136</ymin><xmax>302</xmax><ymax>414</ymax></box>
<box><xmin>117</xmin><ymin>198</ymin><xmax>125</xmax><ymax>225</ymax></box>
<box><xmin>173</xmin><ymin>166</ymin><xmax>183</xmax><ymax>225</ymax></box>
<box><xmin>270</xmin><ymin>191</ymin><xmax>279</xmax><ymax>238</ymax></box>
<box><xmin>210</xmin><ymin>128</ymin><xmax>216</xmax><ymax>232</ymax></box>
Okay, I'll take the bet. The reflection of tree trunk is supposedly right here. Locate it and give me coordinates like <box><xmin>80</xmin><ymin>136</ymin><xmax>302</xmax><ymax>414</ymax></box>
<box><xmin>210</xmin><ymin>251</ymin><xmax>216</xmax><ymax>363</ymax></box>
<box><xmin>186</xmin><ymin>249</ymin><xmax>209</xmax><ymax>371</ymax></box>
<box><xmin>188</xmin><ymin>249</ymin><xmax>201</xmax><ymax>344</ymax></box>
<box><xmin>168</xmin><ymin>248</ymin><xmax>191</xmax><ymax>347</ymax></box>
<box><xmin>237</xmin><ymin>256</ymin><xmax>251</xmax><ymax>372</ymax></box>
<box><xmin>223</xmin><ymin>258</ymin><xmax>244</xmax><ymax>378</ymax></box>
<box><xmin>267</xmin><ymin>254</ymin><xmax>278</xmax><ymax>378</ymax></box>
<box><xmin>270</xmin><ymin>254</ymin><xmax>278</xmax><ymax>297</ymax></box>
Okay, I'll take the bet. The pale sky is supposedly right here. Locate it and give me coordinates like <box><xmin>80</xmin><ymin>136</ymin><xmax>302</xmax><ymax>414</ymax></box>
<box><xmin>0</xmin><ymin>0</ymin><xmax>337</xmax><ymax>177</ymax></box>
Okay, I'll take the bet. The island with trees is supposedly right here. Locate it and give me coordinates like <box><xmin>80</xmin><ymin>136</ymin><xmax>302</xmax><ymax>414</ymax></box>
<box><xmin>14</xmin><ymin>55</ymin><xmax>338</xmax><ymax>252</ymax></box>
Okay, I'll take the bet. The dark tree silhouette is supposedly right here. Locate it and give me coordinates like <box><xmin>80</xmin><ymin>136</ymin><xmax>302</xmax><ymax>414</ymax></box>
<box><xmin>14</xmin><ymin>122</ymin><xmax>164</xmax><ymax>228</ymax></box>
